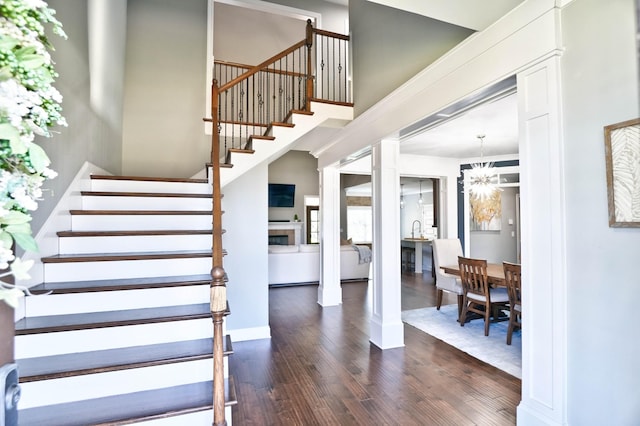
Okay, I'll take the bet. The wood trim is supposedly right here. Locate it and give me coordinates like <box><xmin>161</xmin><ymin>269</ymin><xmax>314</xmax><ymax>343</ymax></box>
<box><xmin>41</xmin><ymin>250</ymin><xmax>216</xmax><ymax>264</ymax></box>
<box><xmin>57</xmin><ymin>230</ymin><xmax>214</xmax><ymax>237</ymax></box>
<box><xmin>313</xmin><ymin>27</ymin><xmax>350</xmax><ymax>41</ymax></box>
<box><xmin>309</xmin><ymin>97</ymin><xmax>354</xmax><ymax>107</ymax></box>
<box><xmin>80</xmin><ymin>191</ymin><xmax>212</xmax><ymax>199</ymax></box>
<box><xmin>90</xmin><ymin>175</ymin><xmax>208</xmax><ymax>184</ymax></box>
<box><xmin>219</xmin><ymin>39</ymin><xmax>306</xmax><ymax>92</ymax></box>
<box><xmin>69</xmin><ymin>210</ymin><xmax>212</xmax><ymax>215</ymax></box>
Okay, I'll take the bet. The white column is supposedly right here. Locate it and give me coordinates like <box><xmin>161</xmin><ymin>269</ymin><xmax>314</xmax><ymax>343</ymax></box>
<box><xmin>318</xmin><ymin>165</ymin><xmax>342</xmax><ymax>306</ymax></box>
<box><xmin>370</xmin><ymin>139</ymin><xmax>404</xmax><ymax>349</ymax></box>
<box><xmin>516</xmin><ymin>56</ymin><xmax>567</xmax><ymax>425</ymax></box>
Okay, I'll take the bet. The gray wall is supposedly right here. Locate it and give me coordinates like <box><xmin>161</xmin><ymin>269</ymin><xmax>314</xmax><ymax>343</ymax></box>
<box><xmin>265</xmin><ymin>0</ymin><xmax>348</xmax><ymax>33</ymax></box>
<box><xmin>122</xmin><ymin>0</ymin><xmax>210</xmax><ymax>178</ymax></box>
<box><xmin>268</xmin><ymin>151</ymin><xmax>319</xmax><ymax>222</ymax></box>
<box><xmin>31</xmin><ymin>0</ymin><xmax>125</xmax><ymax>235</ymax></box>
<box><xmin>349</xmin><ymin>0</ymin><xmax>473</xmax><ymax>116</ymax></box>
<box><xmin>562</xmin><ymin>0</ymin><xmax>640</xmax><ymax>423</ymax></box>
<box><xmin>214</xmin><ymin>2</ymin><xmax>306</xmax><ymax>65</ymax></box>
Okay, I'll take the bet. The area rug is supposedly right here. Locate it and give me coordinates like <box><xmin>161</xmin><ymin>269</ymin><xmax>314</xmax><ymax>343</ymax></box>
<box><xmin>402</xmin><ymin>304</ymin><xmax>522</xmax><ymax>378</ymax></box>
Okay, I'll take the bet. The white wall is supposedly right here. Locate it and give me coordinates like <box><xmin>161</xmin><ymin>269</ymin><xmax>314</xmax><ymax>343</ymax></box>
<box><xmin>562</xmin><ymin>0</ymin><xmax>640</xmax><ymax>423</ymax></box>
<box><xmin>223</xmin><ymin>163</ymin><xmax>270</xmax><ymax>340</ymax></box>
<box><xmin>399</xmin><ymin>154</ymin><xmax>461</xmax><ymax>239</ymax></box>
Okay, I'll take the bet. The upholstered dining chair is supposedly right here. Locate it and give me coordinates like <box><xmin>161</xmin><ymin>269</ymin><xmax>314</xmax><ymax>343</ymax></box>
<box><xmin>458</xmin><ymin>256</ymin><xmax>510</xmax><ymax>336</ymax></box>
<box><xmin>503</xmin><ymin>261</ymin><xmax>522</xmax><ymax>345</ymax></box>
<box><xmin>432</xmin><ymin>239</ymin><xmax>464</xmax><ymax>317</ymax></box>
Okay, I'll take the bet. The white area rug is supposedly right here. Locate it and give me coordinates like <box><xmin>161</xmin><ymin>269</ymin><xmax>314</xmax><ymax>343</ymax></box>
<box><xmin>402</xmin><ymin>304</ymin><xmax>522</xmax><ymax>378</ymax></box>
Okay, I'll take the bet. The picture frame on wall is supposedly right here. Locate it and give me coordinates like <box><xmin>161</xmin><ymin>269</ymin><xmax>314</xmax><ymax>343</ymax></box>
<box><xmin>604</xmin><ymin>118</ymin><xmax>640</xmax><ymax>227</ymax></box>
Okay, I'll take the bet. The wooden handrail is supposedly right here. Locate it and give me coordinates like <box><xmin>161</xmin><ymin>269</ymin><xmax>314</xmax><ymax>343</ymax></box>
<box><xmin>313</xmin><ymin>27</ymin><xmax>350</xmax><ymax>40</ymax></box>
<box><xmin>219</xmin><ymin>39</ymin><xmax>306</xmax><ymax>93</ymax></box>
<box><xmin>216</xmin><ymin>60</ymin><xmax>305</xmax><ymax>78</ymax></box>
<box><xmin>207</xmin><ymin>20</ymin><xmax>351</xmax><ymax>424</ymax></box>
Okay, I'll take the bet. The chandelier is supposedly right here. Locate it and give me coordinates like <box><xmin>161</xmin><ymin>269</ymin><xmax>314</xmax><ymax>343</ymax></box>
<box><xmin>468</xmin><ymin>134</ymin><xmax>501</xmax><ymax>199</ymax></box>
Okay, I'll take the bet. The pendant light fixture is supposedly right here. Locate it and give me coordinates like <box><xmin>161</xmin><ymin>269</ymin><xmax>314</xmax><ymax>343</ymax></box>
<box><xmin>418</xmin><ymin>180</ymin><xmax>424</xmax><ymax>206</ymax></box>
<box><xmin>400</xmin><ymin>183</ymin><xmax>405</xmax><ymax>209</ymax></box>
<box><xmin>468</xmin><ymin>134</ymin><xmax>501</xmax><ymax>199</ymax></box>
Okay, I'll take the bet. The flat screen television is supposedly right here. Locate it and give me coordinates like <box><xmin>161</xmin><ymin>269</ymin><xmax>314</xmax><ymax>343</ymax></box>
<box><xmin>268</xmin><ymin>183</ymin><xmax>295</xmax><ymax>208</ymax></box>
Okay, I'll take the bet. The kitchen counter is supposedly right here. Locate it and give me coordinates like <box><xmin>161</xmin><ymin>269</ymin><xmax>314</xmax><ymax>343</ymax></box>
<box><xmin>401</xmin><ymin>238</ymin><xmax>433</xmax><ymax>274</ymax></box>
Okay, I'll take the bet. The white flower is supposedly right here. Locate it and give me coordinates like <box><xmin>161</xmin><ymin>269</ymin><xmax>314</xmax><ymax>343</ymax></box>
<box><xmin>0</xmin><ymin>247</ymin><xmax>16</xmax><ymax>270</ymax></box>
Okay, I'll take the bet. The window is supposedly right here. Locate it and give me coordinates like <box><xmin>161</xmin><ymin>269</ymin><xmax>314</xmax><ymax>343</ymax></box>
<box><xmin>347</xmin><ymin>205</ymin><xmax>372</xmax><ymax>243</ymax></box>
<box><xmin>306</xmin><ymin>205</ymin><xmax>319</xmax><ymax>244</ymax></box>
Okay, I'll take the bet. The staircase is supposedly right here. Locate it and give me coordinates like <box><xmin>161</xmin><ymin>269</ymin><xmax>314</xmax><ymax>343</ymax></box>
<box><xmin>15</xmin><ymin>175</ymin><xmax>236</xmax><ymax>425</ymax></box>
<box><xmin>12</xmin><ymin>20</ymin><xmax>352</xmax><ymax>425</ymax></box>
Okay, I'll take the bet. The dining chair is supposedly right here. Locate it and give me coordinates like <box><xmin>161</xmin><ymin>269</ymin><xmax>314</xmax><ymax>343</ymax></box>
<box><xmin>432</xmin><ymin>239</ymin><xmax>464</xmax><ymax>317</ymax></box>
<box><xmin>458</xmin><ymin>256</ymin><xmax>510</xmax><ymax>336</ymax></box>
<box><xmin>503</xmin><ymin>261</ymin><xmax>522</xmax><ymax>345</ymax></box>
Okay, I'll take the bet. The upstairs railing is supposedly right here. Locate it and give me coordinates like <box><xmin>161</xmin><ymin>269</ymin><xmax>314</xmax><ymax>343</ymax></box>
<box><xmin>210</xmin><ymin>20</ymin><xmax>351</xmax><ymax>162</ymax></box>
<box><xmin>207</xmin><ymin>20</ymin><xmax>349</xmax><ymax>426</ymax></box>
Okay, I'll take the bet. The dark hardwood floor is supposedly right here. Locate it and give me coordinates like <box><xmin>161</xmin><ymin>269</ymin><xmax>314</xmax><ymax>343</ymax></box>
<box><xmin>231</xmin><ymin>272</ymin><xmax>521</xmax><ymax>425</ymax></box>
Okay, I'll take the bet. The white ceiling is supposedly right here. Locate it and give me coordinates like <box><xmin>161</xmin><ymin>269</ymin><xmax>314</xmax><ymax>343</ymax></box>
<box><xmin>399</xmin><ymin>92</ymin><xmax>519</xmax><ymax>159</ymax></box>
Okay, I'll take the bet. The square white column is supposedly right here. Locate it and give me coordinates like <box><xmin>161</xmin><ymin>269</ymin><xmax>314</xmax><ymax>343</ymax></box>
<box><xmin>370</xmin><ymin>139</ymin><xmax>404</xmax><ymax>349</ymax></box>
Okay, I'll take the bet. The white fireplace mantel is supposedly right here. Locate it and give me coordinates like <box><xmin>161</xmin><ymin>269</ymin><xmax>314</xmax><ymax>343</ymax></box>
<box><xmin>268</xmin><ymin>222</ymin><xmax>303</xmax><ymax>245</ymax></box>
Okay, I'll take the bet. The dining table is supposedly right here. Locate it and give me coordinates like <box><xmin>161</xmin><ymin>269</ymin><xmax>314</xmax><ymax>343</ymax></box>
<box><xmin>441</xmin><ymin>262</ymin><xmax>506</xmax><ymax>287</ymax></box>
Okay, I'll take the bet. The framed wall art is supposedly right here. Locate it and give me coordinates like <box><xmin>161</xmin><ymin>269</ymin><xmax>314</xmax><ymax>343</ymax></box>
<box><xmin>604</xmin><ymin>118</ymin><xmax>640</xmax><ymax>227</ymax></box>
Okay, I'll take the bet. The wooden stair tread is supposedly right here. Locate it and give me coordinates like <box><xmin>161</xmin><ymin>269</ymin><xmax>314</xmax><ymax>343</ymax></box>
<box><xmin>227</xmin><ymin>148</ymin><xmax>255</xmax><ymax>154</ymax></box>
<box><xmin>18</xmin><ymin>336</ymin><xmax>233</xmax><ymax>382</ymax></box>
<box><xmin>15</xmin><ymin>303</ymin><xmax>212</xmax><ymax>335</ymax></box>
<box><xmin>249</xmin><ymin>134</ymin><xmax>276</xmax><ymax>141</ymax></box>
<box><xmin>271</xmin><ymin>122</ymin><xmax>295</xmax><ymax>128</ymax></box>
<box><xmin>41</xmin><ymin>250</ymin><xmax>216</xmax><ymax>263</ymax></box>
<box><xmin>70</xmin><ymin>209</ymin><xmax>212</xmax><ymax>215</ymax></box>
<box><xmin>81</xmin><ymin>191</ymin><xmax>212</xmax><ymax>198</ymax></box>
<box><xmin>57</xmin><ymin>229</ymin><xmax>215</xmax><ymax>237</ymax></box>
<box><xmin>28</xmin><ymin>274</ymin><xmax>213</xmax><ymax>294</ymax></box>
<box><xmin>91</xmin><ymin>175</ymin><xmax>208</xmax><ymax>184</ymax></box>
<box><xmin>18</xmin><ymin>378</ymin><xmax>237</xmax><ymax>426</ymax></box>
<box><xmin>291</xmin><ymin>109</ymin><xmax>314</xmax><ymax>116</ymax></box>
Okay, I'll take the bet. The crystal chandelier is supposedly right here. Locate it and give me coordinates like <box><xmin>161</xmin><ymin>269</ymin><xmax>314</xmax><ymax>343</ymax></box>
<box><xmin>468</xmin><ymin>134</ymin><xmax>501</xmax><ymax>199</ymax></box>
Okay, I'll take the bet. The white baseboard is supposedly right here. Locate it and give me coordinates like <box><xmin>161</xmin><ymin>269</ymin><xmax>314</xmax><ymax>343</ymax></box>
<box><xmin>228</xmin><ymin>325</ymin><xmax>271</xmax><ymax>342</ymax></box>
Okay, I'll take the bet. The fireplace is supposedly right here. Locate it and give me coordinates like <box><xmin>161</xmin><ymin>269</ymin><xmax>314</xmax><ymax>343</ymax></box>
<box><xmin>268</xmin><ymin>222</ymin><xmax>302</xmax><ymax>245</ymax></box>
<box><xmin>269</xmin><ymin>234</ymin><xmax>290</xmax><ymax>245</ymax></box>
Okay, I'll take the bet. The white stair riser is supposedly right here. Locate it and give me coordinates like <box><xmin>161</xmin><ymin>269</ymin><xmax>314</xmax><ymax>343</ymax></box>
<box><xmin>19</xmin><ymin>358</ymin><xmax>213</xmax><ymax>409</ymax></box>
<box><xmin>16</xmin><ymin>318</ymin><xmax>213</xmax><ymax>358</ymax></box>
<box><xmin>59</xmin><ymin>234</ymin><xmax>212</xmax><ymax>254</ymax></box>
<box><xmin>91</xmin><ymin>179</ymin><xmax>210</xmax><ymax>194</ymax></box>
<box><xmin>24</xmin><ymin>285</ymin><xmax>210</xmax><ymax>317</ymax></box>
<box><xmin>82</xmin><ymin>195</ymin><xmax>212</xmax><ymax>211</ymax></box>
<box><xmin>44</xmin><ymin>257</ymin><xmax>212</xmax><ymax>282</ymax></box>
<box><xmin>70</xmin><ymin>214</ymin><xmax>213</xmax><ymax>231</ymax></box>
<box><xmin>129</xmin><ymin>407</ymin><xmax>232</xmax><ymax>426</ymax></box>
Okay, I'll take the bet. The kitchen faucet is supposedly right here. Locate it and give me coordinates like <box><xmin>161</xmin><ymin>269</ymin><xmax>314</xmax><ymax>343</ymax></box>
<box><xmin>411</xmin><ymin>220</ymin><xmax>422</xmax><ymax>239</ymax></box>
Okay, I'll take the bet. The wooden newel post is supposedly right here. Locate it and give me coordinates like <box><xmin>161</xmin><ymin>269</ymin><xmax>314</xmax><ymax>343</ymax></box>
<box><xmin>305</xmin><ymin>19</ymin><xmax>314</xmax><ymax>112</ymax></box>
<box><xmin>210</xmin><ymin>77</ymin><xmax>227</xmax><ymax>425</ymax></box>
<box><xmin>211</xmin><ymin>266</ymin><xmax>227</xmax><ymax>426</ymax></box>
